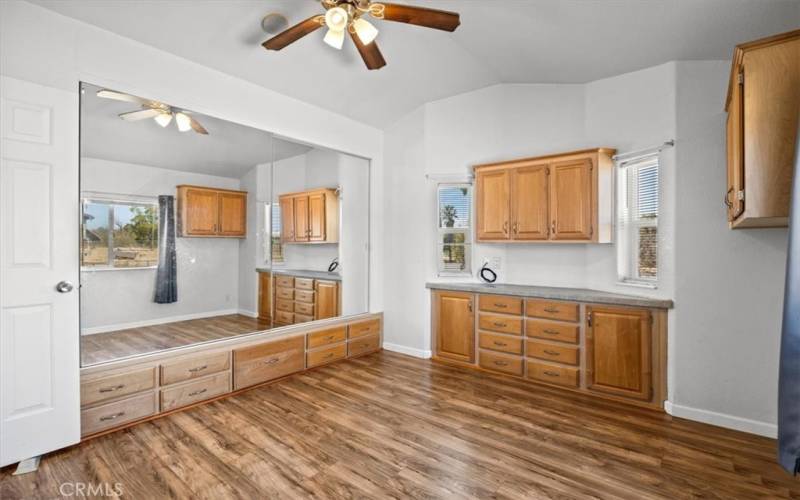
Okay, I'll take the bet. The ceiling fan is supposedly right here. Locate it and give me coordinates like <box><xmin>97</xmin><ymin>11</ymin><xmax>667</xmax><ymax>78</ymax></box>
<box><xmin>262</xmin><ymin>0</ymin><xmax>460</xmax><ymax>70</ymax></box>
<box><xmin>96</xmin><ymin>89</ymin><xmax>209</xmax><ymax>135</ymax></box>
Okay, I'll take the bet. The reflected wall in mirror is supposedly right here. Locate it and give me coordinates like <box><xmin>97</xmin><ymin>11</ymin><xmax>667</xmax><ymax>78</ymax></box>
<box><xmin>79</xmin><ymin>83</ymin><xmax>370</xmax><ymax>367</ymax></box>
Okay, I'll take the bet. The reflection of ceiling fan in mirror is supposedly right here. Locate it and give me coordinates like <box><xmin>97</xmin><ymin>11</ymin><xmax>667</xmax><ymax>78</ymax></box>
<box><xmin>96</xmin><ymin>89</ymin><xmax>209</xmax><ymax>135</ymax></box>
<box><xmin>262</xmin><ymin>0</ymin><xmax>460</xmax><ymax>70</ymax></box>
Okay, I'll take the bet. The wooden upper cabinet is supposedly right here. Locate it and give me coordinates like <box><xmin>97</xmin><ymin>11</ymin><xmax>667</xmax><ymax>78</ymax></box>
<box><xmin>476</xmin><ymin>168</ymin><xmax>511</xmax><ymax>240</ymax></box>
<box><xmin>512</xmin><ymin>164</ymin><xmax>549</xmax><ymax>240</ymax></box>
<box><xmin>308</xmin><ymin>192</ymin><xmax>326</xmax><ymax>242</ymax></box>
<box><xmin>314</xmin><ymin>280</ymin><xmax>340</xmax><ymax>320</ymax></box>
<box><xmin>294</xmin><ymin>195</ymin><xmax>310</xmax><ymax>242</ymax></box>
<box><xmin>725</xmin><ymin>29</ymin><xmax>800</xmax><ymax>228</ymax></box>
<box><xmin>279</xmin><ymin>188</ymin><xmax>339</xmax><ymax>244</ymax></box>
<box><xmin>280</xmin><ymin>196</ymin><xmax>295</xmax><ymax>242</ymax></box>
<box><xmin>435</xmin><ymin>291</ymin><xmax>475</xmax><ymax>364</ymax></box>
<box><xmin>586</xmin><ymin>306</ymin><xmax>652</xmax><ymax>401</ymax></box>
<box><xmin>550</xmin><ymin>158</ymin><xmax>593</xmax><ymax>241</ymax></box>
<box><xmin>177</xmin><ymin>185</ymin><xmax>247</xmax><ymax>238</ymax></box>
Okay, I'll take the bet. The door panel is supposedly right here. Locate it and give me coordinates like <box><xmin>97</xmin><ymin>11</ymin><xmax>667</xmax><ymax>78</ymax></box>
<box><xmin>550</xmin><ymin>159</ymin><xmax>592</xmax><ymax>240</ymax></box>
<box><xmin>218</xmin><ymin>192</ymin><xmax>246</xmax><ymax>236</ymax></box>
<box><xmin>512</xmin><ymin>164</ymin><xmax>549</xmax><ymax>240</ymax></box>
<box><xmin>476</xmin><ymin>169</ymin><xmax>510</xmax><ymax>240</ymax></box>
<box><xmin>727</xmin><ymin>74</ymin><xmax>744</xmax><ymax>221</ymax></box>
<box><xmin>294</xmin><ymin>196</ymin><xmax>309</xmax><ymax>242</ymax></box>
<box><xmin>308</xmin><ymin>192</ymin><xmax>326</xmax><ymax>242</ymax></box>
<box><xmin>315</xmin><ymin>280</ymin><xmax>339</xmax><ymax>320</ymax></box>
<box><xmin>1</xmin><ymin>76</ymin><xmax>80</xmax><ymax>467</ymax></box>
<box><xmin>185</xmin><ymin>189</ymin><xmax>218</xmax><ymax>235</ymax></box>
<box><xmin>436</xmin><ymin>291</ymin><xmax>475</xmax><ymax>363</ymax></box>
<box><xmin>279</xmin><ymin>196</ymin><xmax>295</xmax><ymax>242</ymax></box>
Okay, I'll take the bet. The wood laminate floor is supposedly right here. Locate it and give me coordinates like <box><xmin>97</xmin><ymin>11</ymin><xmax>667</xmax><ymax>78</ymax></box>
<box><xmin>2</xmin><ymin>351</ymin><xmax>797</xmax><ymax>499</ymax></box>
<box><xmin>81</xmin><ymin>314</ymin><xmax>271</xmax><ymax>366</ymax></box>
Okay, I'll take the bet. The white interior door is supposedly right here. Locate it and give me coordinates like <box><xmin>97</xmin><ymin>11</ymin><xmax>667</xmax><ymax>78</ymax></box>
<box><xmin>0</xmin><ymin>76</ymin><xmax>80</xmax><ymax>467</ymax></box>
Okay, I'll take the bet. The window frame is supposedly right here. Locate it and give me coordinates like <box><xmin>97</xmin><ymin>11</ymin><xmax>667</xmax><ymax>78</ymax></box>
<box><xmin>269</xmin><ymin>201</ymin><xmax>285</xmax><ymax>265</ymax></box>
<box><xmin>616</xmin><ymin>154</ymin><xmax>659</xmax><ymax>288</ymax></box>
<box><xmin>436</xmin><ymin>183</ymin><xmax>473</xmax><ymax>277</ymax></box>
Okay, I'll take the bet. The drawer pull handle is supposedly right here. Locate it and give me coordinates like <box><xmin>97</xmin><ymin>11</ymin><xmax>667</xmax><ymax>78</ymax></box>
<box><xmin>188</xmin><ymin>365</ymin><xmax>208</xmax><ymax>373</ymax></box>
<box><xmin>494</xmin><ymin>303</ymin><xmax>508</xmax><ymax>308</ymax></box>
<box><xmin>325</xmin><ymin>335</ymin><xmax>335</xmax><ymax>340</ymax></box>
<box><xmin>188</xmin><ymin>388</ymin><xmax>208</xmax><ymax>397</ymax></box>
<box><xmin>493</xmin><ymin>341</ymin><xmax>507</xmax><ymax>347</ymax></box>
<box><xmin>494</xmin><ymin>360</ymin><xmax>509</xmax><ymax>366</ymax></box>
<box><xmin>543</xmin><ymin>371</ymin><xmax>560</xmax><ymax>377</ymax></box>
<box><xmin>100</xmin><ymin>411</ymin><xmax>125</xmax><ymax>421</ymax></box>
<box><xmin>99</xmin><ymin>384</ymin><xmax>125</xmax><ymax>393</ymax></box>
<box><xmin>543</xmin><ymin>350</ymin><xmax>560</xmax><ymax>356</ymax></box>
<box><xmin>324</xmin><ymin>353</ymin><xmax>334</xmax><ymax>359</ymax></box>
<box><xmin>542</xmin><ymin>329</ymin><xmax>560</xmax><ymax>335</ymax></box>
<box><xmin>544</xmin><ymin>307</ymin><xmax>560</xmax><ymax>313</ymax></box>
<box><xmin>493</xmin><ymin>322</ymin><xmax>507</xmax><ymax>328</ymax></box>
<box><xmin>264</xmin><ymin>357</ymin><xmax>280</xmax><ymax>365</ymax></box>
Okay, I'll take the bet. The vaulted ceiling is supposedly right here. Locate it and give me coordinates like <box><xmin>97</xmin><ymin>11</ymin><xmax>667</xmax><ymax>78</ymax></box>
<box><xmin>32</xmin><ymin>0</ymin><xmax>800</xmax><ymax>128</ymax></box>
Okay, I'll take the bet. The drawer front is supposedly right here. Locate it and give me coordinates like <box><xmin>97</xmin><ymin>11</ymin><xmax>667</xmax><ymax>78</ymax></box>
<box><xmin>479</xmin><ymin>295</ymin><xmax>523</xmax><ymax>315</ymax></box>
<box><xmin>527</xmin><ymin>360</ymin><xmax>579</xmax><ymax>387</ymax></box>
<box><xmin>276</xmin><ymin>287</ymin><xmax>294</xmax><ymax>300</ymax></box>
<box><xmin>160</xmin><ymin>372</ymin><xmax>230</xmax><ymax>412</ymax></box>
<box><xmin>295</xmin><ymin>290</ymin><xmax>315</xmax><ymax>303</ymax></box>
<box><xmin>479</xmin><ymin>332</ymin><xmax>523</xmax><ymax>355</ymax></box>
<box><xmin>308</xmin><ymin>326</ymin><xmax>347</xmax><ymax>349</ymax></box>
<box><xmin>81</xmin><ymin>391</ymin><xmax>157</xmax><ymax>436</ymax></box>
<box><xmin>479</xmin><ymin>351</ymin><xmax>523</xmax><ymax>376</ymax></box>
<box><xmin>275</xmin><ymin>276</ymin><xmax>294</xmax><ymax>288</ymax></box>
<box><xmin>81</xmin><ymin>366</ymin><xmax>157</xmax><ymax>407</ymax></box>
<box><xmin>307</xmin><ymin>343</ymin><xmax>347</xmax><ymax>368</ymax></box>
<box><xmin>275</xmin><ymin>310</ymin><xmax>294</xmax><ymax>325</ymax></box>
<box><xmin>527</xmin><ymin>319</ymin><xmax>579</xmax><ymax>344</ymax></box>
<box><xmin>349</xmin><ymin>319</ymin><xmax>381</xmax><ymax>339</ymax></box>
<box><xmin>294</xmin><ymin>313</ymin><xmax>313</xmax><ymax>324</ymax></box>
<box><xmin>348</xmin><ymin>334</ymin><xmax>380</xmax><ymax>357</ymax></box>
<box><xmin>526</xmin><ymin>299</ymin><xmax>579</xmax><ymax>322</ymax></box>
<box><xmin>160</xmin><ymin>351</ymin><xmax>230</xmax><ymax>386</ymax></box>
<box><xmin>276</xmin><ymin>299</ymin><xmax>294</xmax><ymax>312</ymax></box>
<box><xmin>295</xmin><ymin>277</ymin><xmax>314</xmax><ymax>290</ymax></box>
<box><xmin>478</xmin><ymin>314</ymin><xmax>523</xmax><ymax>335</ymax></box>
<box><xmin>294</xmin><ymin>301</ymin><xmax>314</xmax><ymax>316</ymax></box>
<box><xmin>233</xmin><ymin>336</ymin><xmax>305</xmax><ymax>390</ymax></box>
<box><xmin>526</xmin><ymin>341</ymin><xmax>579</xmax><ymax>366</ymax></box>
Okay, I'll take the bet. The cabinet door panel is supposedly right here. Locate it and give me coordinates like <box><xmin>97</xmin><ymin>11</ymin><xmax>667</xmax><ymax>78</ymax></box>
<box><xmin>586</xmin><ymin>306</ymin><xmax>651</xmax><ymax>400</ymax></box>
<box><xmin>726</xmin><ymin>74</ymin><xmax>744</xmax><ymax>222</ymax></box>
<box><xmin>476</xmin><ymin>169</ymin><xmax>510</xmax><ymax>240</ymax></box>
<box><xmin>280</xmin><ymin>196</ymin><xmax>295</xmax><ymax>242</ymax></box>
<box><xmin>512</xmin><ymin>164</ymin><xmax>549</xmax><ymax>240</ymax></box>
<box><xmin>218</xmin><ymin>192</ymin><xmax>246</xmax><ymax>236</ymax></box>
<box><xmin>550</xmin><ymin>159</ymin><xmax>592</xmax><ymax>240</ymax></box>
<box><xmin>294</xmin><ymin>196</ymin><xmax>310</xmax><ymax>242</ymax></box>
<box><xmin>184</xmin><ymin>189</ymin><xmax>218</xmax><ymax>235</ymax></box>
<box><xmin>308</xmin><ymin>193</ymin><xmax>326</xmax><ymax>242</ymax></box>
<box><xmin>315</xmin><ymin>280</ymin><xmax>339</xmax><ymax>320</ymax></box>
<box><xmin>436</xmin><ymin>291</ymin><xmax>475</xmax><ymax>363</ymax></box>
<box><xmin>258</xmin><ymin>273</ymin><xmax>271</xmax><ymax>321</ymax></box>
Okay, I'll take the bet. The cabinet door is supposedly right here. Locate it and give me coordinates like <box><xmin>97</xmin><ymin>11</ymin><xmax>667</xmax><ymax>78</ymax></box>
<box><xmin>586</xmin><ymin>306</ymin><xmax>652</xmax><ymax>400</ymax></box>
<box><xmin>218</xmin><ymin>192</ymin><xmax>246</xmax><ymax>236</ymax></box>
<box><xmin>511</xmin><ymin>164</ymin><xmax>549</xmax><ymax>240</ymax></box>
<box><xmin>279</xmin><ymin>196</ymin><xmax>295</xmax><ymax>242</ymax></box>
<box><xmin>315</xmin><ymin>280</ymin><xmax>339</xmax><ymax>320</ymax></box>
<box><xmin>184</xmin><ymin>188</ymin><xmax>218</xmax><ymax>235</ymax></box>
<box><xmin>550</xmin><ymin>158</ymin><xmax>593</xmax><ymax>240</ymax></box>
<box><xmin>435</xmin><ymin>291</ymin><xmax>475</xmax><ymax>363</ymax></box>
<box><xmin>308</xmin><ymin>192</ymin><xmax>326</xmax><ymax>242</ymax></box>
<box><xmin>258</xmin><ymin>272</ymin><xmax>271</xmax><ymax>321</ymax></box>
<box><xmin>476</xmin><ymin>169</ymin><xmax>511</xmax><ymax>240</ymax></box>
<box><xmin>726</xmin><ymin>72</ymin><xmax>744</xmax><ymax>222</ymax></box>
<box><xmin>294</xmin><ymin>195</ymin><xmax>310</xmax><ymax>242</ymax></box>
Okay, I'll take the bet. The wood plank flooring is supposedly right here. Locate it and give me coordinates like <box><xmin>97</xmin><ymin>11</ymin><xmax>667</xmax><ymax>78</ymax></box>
<box><xmin>3</xmin><ymin>351</ymin><xmax>798</xmax><ymax>499</ymax></box>
<box><xmin>81</xmin><ymin>314</ymin><xmax>271</xmax><ymax>366</ymax></box>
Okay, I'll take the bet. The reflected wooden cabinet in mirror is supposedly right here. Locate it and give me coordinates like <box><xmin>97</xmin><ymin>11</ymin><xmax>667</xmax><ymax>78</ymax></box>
<box><xmin>176</xmin><ymin>185</ymin><xmax>247</xmax><ymax>237</ymax></box>
<box><xmin>279</xmin><ymin>188</ymin><xmax>339</xmax><ymax>244</ymax></box>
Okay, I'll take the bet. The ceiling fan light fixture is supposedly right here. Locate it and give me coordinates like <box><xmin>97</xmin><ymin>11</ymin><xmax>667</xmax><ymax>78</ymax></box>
<box><xmin>154</xmin><ymin>112</ymin><xmax>173</xmax><ymax>128</ymax></box>
<box><xmin>175</xmin><ymin>112</ymin><xmax>192</xmax><ymax>132</ymax></box>
<box><xmin>323</xmin><ymin>28</ymin><xmax>345</xmax><ymax>50</ymax></box>
<box><xmin>324</xmin><ymin>6</ymin><xmax>348</xmax><ymax>32</ymax></box>
<box><xmin>352</xmin><ymin>17</ymin><xmax>378</xmax><ymax>45</ymax></box>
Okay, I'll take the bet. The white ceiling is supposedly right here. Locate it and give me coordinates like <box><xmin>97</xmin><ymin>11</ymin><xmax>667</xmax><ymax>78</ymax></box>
<box><xmin>35</xmin><ymin>0</ymin><xmax>800</xmax><ymax>128</ymax></box>
<box><xmin>81</xmin><ymin>83</ymin><xmax>311</xmax><ymax>178</ymax></box>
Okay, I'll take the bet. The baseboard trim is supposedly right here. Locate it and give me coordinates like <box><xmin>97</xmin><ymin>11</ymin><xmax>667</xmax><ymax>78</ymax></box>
<box><xmin>665</xmin><ymin>401</ymin><xmax>777</xmax><ymax>438</ymax></box>
<box><xmin>237</xmin><ymin>309</ymin><xmax>258</xmax><ymax>319</ymax></box>
<box><xmin>382</xmin><ymin>342</ymin><xmax>432</xmax><ymax>359</ymax></box>
<box><xmin>81</xmin><ymin>309</ymin><xmax>241</xmax><ymax>335</ymax></box>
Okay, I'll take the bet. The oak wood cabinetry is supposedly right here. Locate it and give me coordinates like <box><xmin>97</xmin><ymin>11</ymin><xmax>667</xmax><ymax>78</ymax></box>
<box><xmin>258</xmin><ymin>272</ymin><xmax>272</xmax><ymax>321</ymax></box>
<box><xmin>475</xmin><ymin>148</ymin><xmax>615</xmax><ymax>243</ymax></box>
<box><xmin>176</xmin><ymin>185</ymin><xmax>247</xmax><ymax>237</ymax></box>
<box><xmin>269</xmin><ymin>273</ymin><xmax>341</xmax><ymax>326</ymax></box>
<box><xmin>434</xmin><ymin>291</ymin><xmax>475</xmax><ymax>363</ymax></box>
<box><xmin>725</xmin><ymin>29</ymin><xmax>800</xmax><ymax>228</ymax></box>
<box><xmin>279</xmin><ymin>188</ymin><xmax>339</xmax><ymax>244</ymax></box>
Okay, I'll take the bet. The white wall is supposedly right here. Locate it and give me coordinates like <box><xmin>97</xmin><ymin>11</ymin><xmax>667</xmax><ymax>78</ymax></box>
<box><xmin>80</xmin><ymin>158</ymin><xmax>241</xmax><ymax>331</ymax></box>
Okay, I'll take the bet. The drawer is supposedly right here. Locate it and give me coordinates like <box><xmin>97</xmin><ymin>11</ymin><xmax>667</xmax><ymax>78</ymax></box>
<box><xmin>276</xmin><ymin>299</ymin><xmax>294</xmax><ymax>312</ymax></box>
<box><xmin>295</xmin><ymin>290</ymin><xmax>315</xmax><ymax>303</ymax></box>
<box><xmin>308</xmin><ymin>326</ymin><xmax>347</xmax><ymax>349</ymax></box>
<box><xmin>479</xmin><ymin>295</ymin><xmax>523</xmax><ymax>315</ymax></box>
<box><xmin>81</xmin><ymin>366</ymin><xmax>157</xmax><ymax>408</ymax></box>
<box><xmin>276</xmin><ymin>287</ymin><xmax>294</xmax><ymax>300</ymax></box>
<box><xmin>348</xmin><ymin>334</ymin><xmax>381</xmax><ymax>357</ymax></box>
<box><xmin>275</xmin><ymin>275</ymin><xmax>294</xmax><ymax>288</ymax></box>
<box><xmin>233</xmin><ymin>336</ymin><xmax>305</xmax><ymax>390</ymax></box>
<box><xmin>160</xmin><ymin>351</ymin><xmax>230</xmax><ymax>386</ymax></box>
<box><xmin>307</xmin><ymin>343</ymin><xmax>347</xmax><ymax>368</ymax></box>
<box><xmin>349</xmin><ymin>318</ymin><xmax>381</xmax><ymax>339</ymax></box>
<box><xmin>81</xmin><ymin>391</ymin><xmax>157</xmax><ymax>436</ymax></box>
<box><xmin>526</xmin><ymin>341</ymin><xmax>579</xmax><ymax>366</ymax></box>
<box><xmin>527</xmin><ymin>360</ymin><xmax>579</xmax><ymax>387</ymax></box>
<box><xmin>478</xmin><ymin>314</ymin><xmax>523</xmax><ymax>335</ymax></box>
<box><xmin>526</xmin><ymin>319</ymin><xmax>579</xmax><ymax>344</ymax></box>
<box><xmin>479</xmin><ymin>332</ymin><xmax>523</xmax><ymax>355</ymax></box>
<box><xmin>160</xmin><ymin>372</ymin><xmax>230</xmax><ymax>412</ymax></box>
<box><xmin>294</xmin><ymin>313</ymin><xmax>313</xmax><ymax>324</ymax></box>
<box><xmin>275</xmin><ymin>310</ymin><xmax>294</xmax><ymax>325</ymax></box>
<box><xmin>294</xmin><ymin>301</ymin><xmax>314</xmax><ymax>316</ymax></box>
<box><xmin>479</xmin><ymin>351</ymin><xmax>523</xmax><ymax>376</ymax></box>
<box><xmin>295</xmin><ymin>277</ymin><xmax>314</xmax><ymax>290</ymax></box>
<box><xmin>526</xmin><ymin>299</ymin><xmax>579</xmax><ymax>322</ymax></box>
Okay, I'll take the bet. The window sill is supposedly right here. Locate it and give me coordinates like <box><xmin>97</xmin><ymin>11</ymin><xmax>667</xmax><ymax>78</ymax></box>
<box><xmin>81</xmin><ymin>266</ymin><xmax>157</xmax><ymax>272</ymax></box>
<box><xmin>616</xmin><ymin>280</ymin><xmax>658</xmax><ymax>290</ymax></box>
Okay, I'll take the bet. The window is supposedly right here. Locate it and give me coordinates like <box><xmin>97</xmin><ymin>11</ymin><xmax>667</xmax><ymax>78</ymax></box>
<box><xmin>81</xmin><ymin>198</ymin><xmax>159</xmax><ymax>269</ymax></box>
<box><xmin>270</xmin><ymin>202</ymin><xmax>284</xmax><ymax>264</ymax></box>
<box><xmin>437</xmin><ymin>184</ymin><xmax>472</xmax><ymax>275</ymax></box>
<box><xmin>617</xmin><ymin>154</ymin><xmax>659</xmax><ymax>286</ymax></box>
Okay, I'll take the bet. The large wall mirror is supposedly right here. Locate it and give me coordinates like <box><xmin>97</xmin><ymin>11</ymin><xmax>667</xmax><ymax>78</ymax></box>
<box><xmin>79</xmin><ymin>83</ymin><xmax>370</xmax><ymax>367</ymax></box>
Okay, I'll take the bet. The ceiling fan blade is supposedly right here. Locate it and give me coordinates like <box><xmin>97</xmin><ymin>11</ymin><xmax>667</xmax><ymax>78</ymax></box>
<box><xmin>189</xmin><ymin>116</ymin><xmax>208</xmax><ymax>135</ymax></box>
<box><xmin>350</xmin><ymin>31</ymin><xmax>386</xmax><ymax>70</ymax></box>
<box><xmin>377</xmin><ymin>3</ymin><xmax>460</xmax><ymax>32</ymax></box>
<box><xmin>262</xmin><ymin>15</ymin><xmax>324</xmax><ymax>50</ymax></box>
<box><xmin>118</xmin><ymin>108</ymin><xmax>161</xmax><ymax>121</ymax></box>
<box><xmin>97</xmin><ymin>89</ymin><xmax>147</xmax><ymax>105</ymax></box>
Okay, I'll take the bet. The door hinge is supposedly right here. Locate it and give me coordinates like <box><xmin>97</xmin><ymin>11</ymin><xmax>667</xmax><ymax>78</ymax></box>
<box><xmin>737</xmin><ymin>72</ymin><xmax>744</xmax><ymax>85</ymax></box>
<box><xmin>737</xmin><ymin>190</ymin><xmax>745</xmax><ymax>201</ymax></box>
<box><xmin>586</xmin><ymin>311</ymin><xmax>593</xmax><ymax>327</ymax></box>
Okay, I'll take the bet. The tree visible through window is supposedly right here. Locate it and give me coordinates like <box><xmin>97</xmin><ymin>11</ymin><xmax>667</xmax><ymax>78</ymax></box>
<box><xmin>438</xmin><ymin>184</ymin><xmax>472</xmax><ymax>275</ymax></box>
<box><xmin>81</xmin><ymin>198</ymin><xmax>159</xmax><ymax>269</ymax></box>
<box><xmin>617</xmin><ymin>155</ymin><xmax>659</xmax><ymax>284</ymax></box>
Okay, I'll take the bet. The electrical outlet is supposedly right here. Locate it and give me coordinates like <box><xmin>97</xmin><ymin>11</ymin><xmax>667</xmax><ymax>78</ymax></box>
<box><xmin>225</xmin><ymin>294</ymin><xmax>231</xmax><ymax>303</ymax></box>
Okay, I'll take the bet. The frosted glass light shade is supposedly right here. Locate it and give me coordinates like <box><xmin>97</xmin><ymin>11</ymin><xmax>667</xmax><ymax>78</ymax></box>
<box><xmin>175</xmin><ymin>112</ymin><xmax>192</xmax><ymax>132</ymax></box>
<box><xmin>154</xmin><ymin>112</ymin><xmax>173</xmax><ymax>127</ymax></box>
<box><xmin>353</xmin><ymin>18</ymin><xmax>378</xmax><ymax>45</ymax></box>
<box><xmin>324</xmin><ymin>28</ymin><xmax>345</xmax><ymax>50</ymax></box>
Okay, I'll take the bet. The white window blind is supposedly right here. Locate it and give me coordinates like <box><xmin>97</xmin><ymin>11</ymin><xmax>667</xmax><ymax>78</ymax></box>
<box><xmin>437</xmin><ymin>184</ymin><xmax>472</xmax><ymax>275</ymax></box>
<box><xmin>617</xmin><ymin>154</ymin><xmax>659</xmax><ymax>285</ymax></box>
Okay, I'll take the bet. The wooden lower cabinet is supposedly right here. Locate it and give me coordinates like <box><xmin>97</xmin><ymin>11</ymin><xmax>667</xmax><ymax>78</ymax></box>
<box><xmin>81</xmin><ymin>392</ymin><xmax>157</xmax><ymax>437</ymax></box>
<box><xmin>434</xmin><ymin>291</ymin><xmax>475</xmax><ymax>364</ymax></box>
<box><xmin>233</xmin><ymin>336</ymin><xmax>305</xmax><ymax>390</ymax></box>
<box><xmin>258</xmin><ymin>272</ymin><xmax>272</xmax><ymax>321</ymax></box>
<box><xmin>270</xmin><ymin>273</ymin><xmax>341</xmax><ymax>326</ymax></box>
<box><xmin>160</xmin><ymin>372</ymin><xmax>230</xmax><ymax>412</ymax></box>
